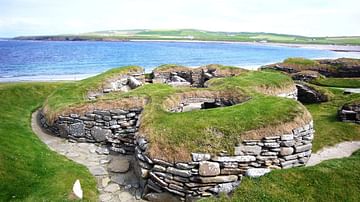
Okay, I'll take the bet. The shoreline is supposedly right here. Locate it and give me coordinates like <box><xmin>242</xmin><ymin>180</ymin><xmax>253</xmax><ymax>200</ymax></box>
<box><xmin>8</xmin><ymin>38</ymin><xmax>360</xmax><ymax>52</ymax></box>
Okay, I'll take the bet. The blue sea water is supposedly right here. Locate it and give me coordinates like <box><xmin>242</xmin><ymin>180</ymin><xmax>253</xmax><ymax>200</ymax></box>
<box><xmin>0</xmin><ymin>40</ymin><xmax>359</xmax><ymax>82</ymax></box>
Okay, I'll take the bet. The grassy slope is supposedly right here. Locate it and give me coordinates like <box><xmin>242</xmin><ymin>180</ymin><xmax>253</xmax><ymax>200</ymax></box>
<box><xmin>306</xmin><ymin>88</ymin><xmax>360</xmax><ymax>152</ymax></box>
<box><xmin>17</xmin><ymin>29</ymin><xmax>360</xmax><ymax>45</ymax></box>
<box><xmin>44</xmin><ymin>66</ymin><xmax>143</xmax><ymax>119</ymax></box>
<box><xmin>0</xmin><ymin>83</ymin><xmax>97</xmax><ymax>201</ymax></box>
<box><xmin>310</xmin><ymin>78</ymin><xmax>360</xmax><ymax>88</ymax></box>
<box><xmin>203</xmin><ymin>150</ymin><xmax>360</xmax><ymax>202</ymax></box>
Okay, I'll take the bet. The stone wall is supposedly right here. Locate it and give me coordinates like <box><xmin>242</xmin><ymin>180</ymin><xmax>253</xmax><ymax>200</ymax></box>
<box><xmin>338</xmin><ymin>103</ymin><xmax>360</xmax><ymax>123</ymax></box>
<box><xmin>40</xmin><ymin>108</ymin><xmax>142</xmax><ymax>154</ymax></box>
<box><xmin>41</xmin><ymin>108</ymin><xmax>314</xmax><ymax>200</ymax></box>
<box><xmin>134</xmin><ymin>121</ymin><xmax>314</xmax><ymax>200</ymax></box>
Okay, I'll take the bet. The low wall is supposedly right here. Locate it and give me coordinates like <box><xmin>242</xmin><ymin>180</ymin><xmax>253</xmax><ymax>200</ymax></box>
<box><xmin>41</xmin><ymin>108</ymin><xmax>313</xmax><ymax>200</ymax></box>
<box><xmin>40</xmin><ymin>108</ymin><xmax>142</xmax><ymax>154</ymax></box>
<box><xmin>134</xmin><ymin>121</ymin><xmax>314</xmax><ymax>199</ymax></box>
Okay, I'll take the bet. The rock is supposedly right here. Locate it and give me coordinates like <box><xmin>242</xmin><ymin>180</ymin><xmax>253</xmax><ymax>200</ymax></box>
<box><xmin>166</xmin><ymin>167</ymin><xmax>192</xmax><ymax>177</ymax></box>
<box><xmin>57</xmin><ymin>124</ymin><xmax>69</xmax><ymax>138</ymax></box>
<box><xmin>168</xmin><ymin>81</ymin><xmax>191</xmax><ymax>87</ymax></box>
<box><xmin>111</xmin><ymin>172</ymin><xmax>139</xmax><ymax>186</ymax></box>
<box><xmin>192</xmin><ymin>153</ymin><xmax>211</xmax><ymax>161</ymax></box>
<box><xmin>281</xmin><ymin>134</ymin><xmax>294</xmax><ymax>141</ymax></box>
<box><xmin>291</xmin><ymin>70</ymin><xmax>320</xmax><ymax>82</ymax></box>
<box><xmin>99</xmin><ymin>193</ymin><xmax>113</xmax><ymax>202</ymax></box>
<box><xmin>96</xmin><ymin>147</ymin><xmax>110</xmax><ymax>155</ymax></box>
<box><xmin>89</xmin><ymin>166</ymin><xmax>108</xmax><ymax>176</ymax></box>
<box><xmin>171</xmin><ymin>75</ymin><xmax>188</xmax><ymax>82</ymax></box>
<box><xmin>72</xmin><ymin>179</ymin><xmax>83</xmax><ymax>199</ymax></box>
<box><xmin>182</xmin><ymin>102</ymin><xmax>203</xmax><ymax>112</ymax></box>
<box><xmin>280</xmin><ymin>147</ymin><xmax>294</xmax><ymax>156</ymax></box>
<box><xmin>68</xmin><ymin>122</ymin><xmax>85</xmax><ymax>137</ymax></box>
<box><xmin>199</xmin><ymin>161</ymin><xmax>220</xmax><ymax>176</ymax></box>
<box><xmin>211</xmin><ymin>156</ymin><xmax>256</xmax><ymax>162</ymax></box>
<box><xmin>90</xmin><ymin>126</ymin><xmax>112</xmax><ymax>142</ymax></box>
<box><xmin>117</xmin><ymin>191</ymin><xmax>134</xmax><ymax>202</ymax></box>
<box><xmin>144</xmin><ymin>192</ymin><xmax>181</xmax><ymax>202</ymax></box>
<box><xmin>338</xmin><ymin>103</ymin><xmax>360</xmax><ymax>123</ymax></box>
<box><xmin>295</xmin><ymin>144</ymin><xmax>312</xmax><ymax>153</ymax></box>
<box><xmin>296</xmin><ymin>83</ymin><xmax>328</xmax><ymax>103</ymax></box>
<box><xmin>245</xmin><ymin>168</ymin><xmax>271</xmax><ymax>178</ymax></box>
<box><xmin>102</xmin><ymin>177</ymin><xmax>111</xmax><ymax>187</ymax></box>
<box><xmin>210</xmin><ymin>181</ymin><xmax>240</xmax><ymax>194</ymax></box>
<box><xmin>108</xmin><ymin>156</ymin><xmax>130</xmax><ymax>173</ymax></box>
<box><xmin>104</xmin><ymin>183</ymin><xmax>120</xmax><ymax>193</ymax></box>
<box><xmin>234</xmin><ymin>145</ymin><xmax>261</xmax><ymax>155</ymax></box>
<box><xmin>191</xmin><ymin>175</ymin><xmax>238</xmax><ymax>183</ymax></box>
<box><xmin>128</xmin><ymin>76</ymin><xmax>142</xmax><ymax>89</ymax></box>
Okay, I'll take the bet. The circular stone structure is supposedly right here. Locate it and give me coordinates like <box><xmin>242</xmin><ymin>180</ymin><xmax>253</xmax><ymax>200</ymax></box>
<box><xmin>40</xmin><ymin>65</ymin><xmax>313</xmax><ymax>201</ymax></box>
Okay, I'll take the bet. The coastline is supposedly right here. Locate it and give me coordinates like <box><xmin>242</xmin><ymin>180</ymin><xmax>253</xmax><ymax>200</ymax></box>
<box><xmin>129</xmin><ymin>39</ymin><xmax>360</xmax><ymax>52</ymax></box>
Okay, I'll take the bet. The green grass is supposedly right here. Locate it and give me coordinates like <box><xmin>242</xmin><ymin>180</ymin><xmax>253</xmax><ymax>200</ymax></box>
<box><xmin>44</xmin><ymin>66</ymin><xmax>143</xmax><ymax>118</ymax></box>
<box><xmin>98</xmin><ymin>70</ymin><xmax>304</xmax><ymax>161</ymax></box>
<box><xmin>311</xmin><ymin>77</ymin><xmax>360</xmax><ymax>88</ymax></box>
<box><xmin>283</xmin><ymin>57</ymin><xmax>319</xmax><ymax>66</ymax></box>
<box><xmin>15</xmin><ymin>29</ymin><xmax>360</xmax><ymax>45</ymax></box>
<box><xmin>0</xmin><ymin>83</ymin><xmax>98</xmax><ymax>201</ymax></box>
<box><xmin>305</xmin><ymin>88</ymin><xmax>360</xmax><ymax>152</ymax></box>
<box><xmin>203</xmin><ymin>149</ymin><xmax>360</xmax><ymax>202</ymax></box>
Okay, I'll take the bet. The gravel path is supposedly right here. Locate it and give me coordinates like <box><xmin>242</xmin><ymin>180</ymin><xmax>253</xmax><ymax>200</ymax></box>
<box><xmin>307</xmin><ymin>141</ymin><xmax>360</xmax><ymax>166</ymax></box>
<box><xmin>31</xmin><ymin>110</ymin><xmax>144</xmax><ymax>202</ymax></box>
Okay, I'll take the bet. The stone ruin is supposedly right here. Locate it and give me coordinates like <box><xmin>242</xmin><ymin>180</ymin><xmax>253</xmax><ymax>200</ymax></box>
<box><xmin>338</xmin><ymin>102</ymin><xmax>360</xmax><ymax>124</ymax></box>
<box><xmin>39</xmin><ymin>66</ymin><xmax>314</xmax><ymax>201</ymax></box>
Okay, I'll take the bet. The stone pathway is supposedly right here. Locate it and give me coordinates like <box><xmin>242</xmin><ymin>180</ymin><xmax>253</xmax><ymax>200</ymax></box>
<box><xmin>31</xmin><ymin>110</ymin><xmax>145</xmax><ymax>202</ymax></box>
<box><xmin>307</xmin><ymin>141</ymin><xmax>360</xmax><ymax>166</ymax></box>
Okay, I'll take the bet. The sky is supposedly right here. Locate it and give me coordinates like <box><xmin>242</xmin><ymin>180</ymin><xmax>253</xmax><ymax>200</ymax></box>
<box><xmin>0</xmin><ymin>0</ymin><xmax>359</xmax><ymax>37</ymax></box>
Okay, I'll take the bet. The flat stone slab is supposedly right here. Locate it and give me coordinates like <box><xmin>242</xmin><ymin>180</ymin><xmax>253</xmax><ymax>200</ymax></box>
<box><xmin>109</xmin><ymin>156</ymin><xmax>130</xmax><ymax>173</ymax></box>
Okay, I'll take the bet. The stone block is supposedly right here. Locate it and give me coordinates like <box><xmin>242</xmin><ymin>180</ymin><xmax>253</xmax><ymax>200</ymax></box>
<box><xmin>199</xmin><ymin>161</ymin><xmax>220</xmax><ymax>176</ymax></box>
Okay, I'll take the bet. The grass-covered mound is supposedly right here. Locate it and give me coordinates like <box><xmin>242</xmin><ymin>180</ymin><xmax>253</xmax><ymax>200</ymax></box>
<box><xmin>310</xmin><ymin>77</ymin><xmax>360</xmax><ymax>88</ymax></box>
<box><xmin>43</xmin><ymin>66</ymin><xmax>143</xmax><ymax>121</ymax></box>
<box><xmin>264</xmin><ymin>57</ymin><xmax>360</xmax><ymax>78</ymax></box>
<box><xmin>0</xmin><ymin>83</ymin><xmax>98</xmax><ymax>201</ymax></box>
<box><xmin>203</xmin><ymin>149</ymin><xmax>360</xmax><ymax>202</ymax></box>
<box><xmin>43</xmin><ymin>66</ymin><xmax>310</xmax><ymax>162</ymax></box>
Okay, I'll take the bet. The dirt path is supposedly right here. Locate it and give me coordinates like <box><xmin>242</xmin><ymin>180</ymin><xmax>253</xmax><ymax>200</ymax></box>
<box><xmin>307</xmin><ymin>141</ymin><xmax>360</xmax><ymax>166</ymax></box>
<box><xmin>31</xmin><ymin>110</ymin><xmax>144</xmax><ymax>202</ymax></box>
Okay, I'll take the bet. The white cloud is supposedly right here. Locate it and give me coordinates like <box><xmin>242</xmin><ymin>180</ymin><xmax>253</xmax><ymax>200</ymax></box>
<box><xmin>0</xmin><ymin>0</ymin><xmax>359</xmax><ymax>37</ymax></box>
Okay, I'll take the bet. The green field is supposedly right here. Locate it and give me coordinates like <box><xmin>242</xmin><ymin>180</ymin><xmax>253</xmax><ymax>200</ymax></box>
<box><xmin>0</xmin><ymin>83</ymin><xmax>98</xmax><ymax>201</ymax></box>
<box><xmin>15</xmin><ymin>29</ymin><xmax>360</xmax><ymax>45</ymax></box>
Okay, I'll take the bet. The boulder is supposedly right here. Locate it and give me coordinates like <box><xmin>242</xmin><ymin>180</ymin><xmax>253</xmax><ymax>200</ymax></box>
<box><xmin>108</xmin><ymin>156</ymin><xmax>130</xmax><ymax>173</ymax></box>
<box><xmin>296</xmin><ymin>83</ymin><xmax>328</xmax><ymax>103</ymax></box>
<box><xmin>127</xmin><ymin>76</ymin><xmax>142</xmax><ymax>89</ymax></box>
<box><xmin>90</xmin><ymin>126</ymin><xmax>112</xmax><ymax>142</ymax></box>
<box><xmin>245</xmin><ymin>168</ymin><xmax>271</xmax><ymax>178</ymax></box>
<box><xmin>280</xmin><ymin>147</ymin><xmax>294</xmax><ymax>156</ymax></box>
<box><xmin>68</xmin><ymin>122</ymin><xmax>85</xmax><ymax>137</ymax></box>
<box><xmin>199</xmin><ymin>161</ymin><xmax>220</xmax><ymax>176</ymax></box>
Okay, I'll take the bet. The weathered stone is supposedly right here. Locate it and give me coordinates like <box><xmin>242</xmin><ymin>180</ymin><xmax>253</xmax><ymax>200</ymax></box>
<box><xmin>245</xmin><ymin>168</ymin><xmax>271</xmax><ymax>178</ymax></box>
<box><xmin>99</xmin><ymin>193</ymin><xmax>113</xmax><ymax>202</ymax></box>
<box><xmin>176</xmin><ymin>163</ymin><xmax>195</xmax><ymax>170</ymax></box>
<box><xmin>211</xmin><ymin>156</ymin><xmax>256</xmax><ymax>162</ymax></box>
<box><xmin>281</xmin><ymin>159</ymin><xmax>298</xmax><ymax>168</ymax></box>
<box><xmin>153</xmin><ymin>165</ymin><xmax>166</xmax><ymax>172</ymax></box>
<box><xmin>209</xmin><ymin>181</ymin><xmax>240</xmax><ymax>194</ymax></box>
<box><xmin>167</xmin><ymin>167</ymin><xmax>192</xmax><ymax>177</ymax></box>
<box><xmin>281</xmin><ymin>134</ymin><xmax>294</xmax><ymax>141</ymax></box>
<box><xmin>150</xmin><ymin>172</ymin><xmax>168</xmax><ymax>187</ymax></box>
<box><xmin>153</xmin><ymin>158</ymin><xmax>173</xmax><ymax>167</ymax></box>
<box><xmin>281</xmin><ymin>140</ymin><xmax>295</xmax><ymax>147</ymax></box>
<box><xmin>220</xmin><ymin>168</ymin><xmax>242</xmax><ymax>175</ymax></box>
<box><xmin>108</xmin><ymin>156</ymin><xmax>130</xmax><ymax>173</ymax></box>
<box><xmin>263</xmin><ymin>142</ymin><xmax>280</xmax><ymax>148</ymax></box>
<box><xmin>104</xmin><ymin>183</ymin><xmax>120</xmax><ymax>192</ymax></box>
<box><xmin>57</xmin><ymin>123</ymin><xmax>69</xmax><ymax>138</ymax></box>
<box><xmin>192</xmin><ymin>153</ymin><xmax>211</xmax><ymax>161</ymax></box>
<box><xmin>199</xmin><ymin>161</ymin><xmax>220</xmax><ymax>176</ymax></box>
<box><xmin>221</xmin><ymin>162</ymin><xmax>238</xmax><ymax>168</ymax></box>
<box><xmin>95</xmin><ymin>147</ymin><xmax>110</xmax><ymax>155</ymax></box>
<box><xmin>280</xmin><ymin>147</ymin><xmax>294</xmax><ymax>156</ymax></box>
<box><xmin>68</xmin><ymin>122</ymin><xmax>85</xmax><ymax>137</ymax></box>
<box><xmin>191</xmin><ymin>175</ymin><xmax>238</xmax><ymax>183</ymax></box>
<box><xmin>144</xmin><ymin>192</ymin><xmax>181</xmax><ymax>202</ymax></box>
<box><xmin>90</xmin><ymin>126</ymin><xmax>111</xmax><ymax>142</ymax></box>
<box><xmin>126</xmin><ymin>112</ymin><xmax>136</xmax><ymax>118</ymax></box>
<box><xmin>128</xmin><ymin>76</ymin><xmax>142</xmax><ymax>89</ymax></box>
<box><xmin>295</xmin><ymin>144</ymin><xmax>312</xmax><ymax>153</ymax></box>
<box><xmin>234</xmin><ymin>145</ymin><xmax>261</xmax><ymax>156</ymax></box>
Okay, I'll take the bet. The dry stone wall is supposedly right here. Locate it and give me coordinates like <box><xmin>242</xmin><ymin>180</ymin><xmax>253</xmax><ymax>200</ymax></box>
<box><xmin>41</xmin><ymin>107</ymin><xmax>314</xmax><ymax>200</ymax></box>
<box><xmin>134</xmin><ymin>121</ymin><xmax>314</xmax><ymax>200</ymax></box>
<box><xmin>40</xmin><ymin>108</ymin><xmax>142</xmax><ymax>154</ymax></box>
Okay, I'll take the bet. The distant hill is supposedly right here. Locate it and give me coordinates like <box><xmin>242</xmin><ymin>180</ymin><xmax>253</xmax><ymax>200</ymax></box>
<box><xmin>13</xmin><ymin>29</ymin><xmax>360</xmax><ymax>45</ymax></box>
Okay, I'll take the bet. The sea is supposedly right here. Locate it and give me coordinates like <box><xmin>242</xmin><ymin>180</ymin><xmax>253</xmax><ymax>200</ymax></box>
<box><xmin>1</xmin><ymin>39</ymin><xmax>359</xmax><ymax>82</ymax></box>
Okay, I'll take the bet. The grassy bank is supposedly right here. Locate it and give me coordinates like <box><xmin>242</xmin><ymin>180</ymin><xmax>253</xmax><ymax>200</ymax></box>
<box><xmin>203</xmin><ymin>149</ymin><xmax>360</xmax><ymax>202</ymax></box>
<box><xmin>0</xmin><ymin>83</ymin><xmax>98</xmax><ymax>201</ymax></box>
<box><xmin>310</xmin><ymin>78</ymin><xmax>360</xmax><ymax>88</ymax></box>
<box><xmin>305</xmin><ymin>88</ymin><xmax>360</xmax><ymax>152</ymax></box>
